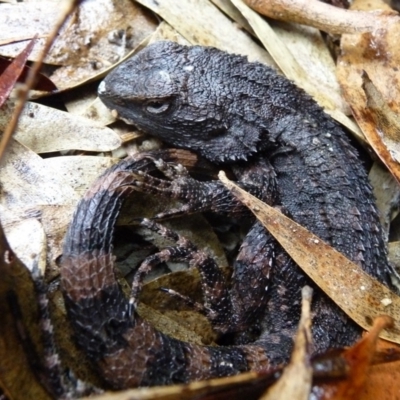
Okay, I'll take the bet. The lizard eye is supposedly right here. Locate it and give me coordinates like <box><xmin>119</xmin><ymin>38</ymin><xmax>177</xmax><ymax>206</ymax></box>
<box><xmin>145</xmin><ymin>99</ymin><xmax>170</xmax><ymax>114</ymax></box>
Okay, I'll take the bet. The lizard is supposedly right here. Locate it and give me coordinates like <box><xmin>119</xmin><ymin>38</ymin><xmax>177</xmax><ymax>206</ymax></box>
<box><xmin>61</xmin><ymin>40</ymin><xmax>396</xmax><ymax>389</ymax></box>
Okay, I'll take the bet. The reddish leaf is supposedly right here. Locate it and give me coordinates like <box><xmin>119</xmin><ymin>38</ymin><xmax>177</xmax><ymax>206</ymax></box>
<box><xmin>0</xmin><ymin>56</ymin><xmax>57</xmax><ymax>93</ymax></box>
<box><xmin>0</xmin><ymin>36</ymin><xmax>37</xmax><ymax>107</ymax></box>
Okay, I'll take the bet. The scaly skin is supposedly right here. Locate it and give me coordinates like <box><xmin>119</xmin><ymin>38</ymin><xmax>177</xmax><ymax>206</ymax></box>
<box><xmin>61</xmin><ymin>41</ymin><xmax>395</xmax><ymax>389</ymax></box>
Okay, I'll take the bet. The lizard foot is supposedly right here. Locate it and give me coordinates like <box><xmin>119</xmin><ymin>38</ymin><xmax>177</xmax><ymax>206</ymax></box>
<box><xmin>128</xmin><ymin>218</ymin><xmax>232</xmax><ymax>330</ymax></box>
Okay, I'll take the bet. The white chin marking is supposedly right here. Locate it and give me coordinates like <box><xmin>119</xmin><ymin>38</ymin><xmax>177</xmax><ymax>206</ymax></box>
<box><xmin>98</xmin><ymin>80</ymin><xmax>106</xmax><ymax>94</ymax></box>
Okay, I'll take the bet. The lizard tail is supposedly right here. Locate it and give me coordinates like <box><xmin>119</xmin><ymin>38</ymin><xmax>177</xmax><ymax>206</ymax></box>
<box><xmin>60</xmin><ymin>150</ymin><xmax>270</xmax><ymax>389</ymax></box>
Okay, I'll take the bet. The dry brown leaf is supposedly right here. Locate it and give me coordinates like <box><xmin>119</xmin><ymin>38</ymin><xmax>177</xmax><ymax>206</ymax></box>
<box><xmin>360</xmin><ymin>73</ymin><xmax>400</xmax><ymax>176</ymax></box>
<box><xmin>219</xmin><ymin>171</ymin><xmax>400</xmax><ymax>344</ymax></box>
<box><xmin>361</xmin><ymin>342</ymin><xmax>400</xmax><ymax>400</ymax></box>
<box><xmin>336</xmin><ymin>0</ymin><xmax>400</xmax><ymax>179</ymax></box>
<box><xmin>312</xmin><ymin>316</ymin><xmax>395</xmax><ymax>400</ymax></box>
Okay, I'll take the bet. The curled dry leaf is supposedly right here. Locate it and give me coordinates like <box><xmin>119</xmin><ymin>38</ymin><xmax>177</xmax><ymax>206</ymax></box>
<box><xmin>0</xmin><ymin>145</ymin><xmax>118</xmax><ymax>277</ymax></box>
<box><xmin>0</xmin><ymin>138</ymin><xmax>77</xmax><ymax>276</ymax></box>
<box><xmin>359</xmin><ymin>73</ymin><xmax>400</xmax><ymax>183</ymax></box>
<box><xmin>243</xmin><ymin>0</ymin><xmax>398</xmax><ymax>35</ymax></box>
<box><xmin>0</xmin><ymin>101</ymin><xmax>121</xmax><ymax>153</ymax></box>
<box><xmin>219</xmin><ymin>172</ymin><xmax>400</xmax><ymax>344</ymax></box>
<box><xmin>0</xmin><ymin>140</ymin><xmax>78</xmax><ymax>210</ymax></box>
<box><xmin>336</xmin><ymin>0</ymin><xmax>400</xmax><ymax>179</ymax></box>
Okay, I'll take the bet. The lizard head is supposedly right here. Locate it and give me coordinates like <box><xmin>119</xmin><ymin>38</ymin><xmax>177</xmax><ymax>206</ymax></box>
<box><xmin>98</xmin><ymin>41</ymin><xmax>262</xmax><ymax>164</ymax></box>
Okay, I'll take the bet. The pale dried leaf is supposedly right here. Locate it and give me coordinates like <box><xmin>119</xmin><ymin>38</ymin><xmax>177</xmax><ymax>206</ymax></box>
<box><xmin>4</xmin><ymin>218</ymin><xmax>46</xmax><ymax>274</ymax></box>
<box><xmin>0</xmin><ymin>101</ymin><xmax>121</xmax><ymax>153</ymax></box>
<box><xmin>43</xmin><ymin>156</ymin><xmax>118</xmax><ymax>196</ymax></box>
<box><xmin>135</xmin><ymin>0</ymin><xmax>275</xmax><ymax>66</ymax></box>
<box><xmin>211</xmin><ymin>0</ymin><xmax>256</xmax><ymax>35</ymax></box>
<box><xmin>0</xmin><ymin>140</ymin><xmax>78</xmax><ymax>210</ymax></box>
<box><xmin>148</xmin><ymin>21</ymin><xmax>191</xmax><ymax>46</ymax></box>
<box><xmin>0</xmin><ymin>2</ymin><xmax>57</xmax><ymax>55</ymax></box>
<box><xmin>219</xmin><ymin>172</ymin><xmax>400</xmax><ymax>344</ymax></box>
<box><xmin>0</xmin><ymin>0</ymin><xmax>157</xmax><ymax>91</ymax></box>
<box><xmin>0</xmin><ymin>139</ymin><xmax>80</xmax><ymax>273</ymax></box>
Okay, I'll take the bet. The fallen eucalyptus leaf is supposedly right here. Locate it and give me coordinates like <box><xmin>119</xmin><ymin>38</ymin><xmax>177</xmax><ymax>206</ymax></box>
<box><xmin>0</xmin><ymin>0</ymin><xmax>158</xmax><ymax>91</ymax></box>
<box><xmin>0</xmin><ymin>36</ymin><xmax>37</xmax><ymax>107</ymax></box>
<box><xmin>43</xmin><ymin>156</ymin><xmax>118</xmax><ymax>196</ymax></box>
<box><xmin>361</xmin><ymin>73</ymin><xmax>400</xmax><ymax>167</ymax></box>
<box><xmin>4</xmin><ymin>218</ymin><xmax>46</xmax><ymax>275</ymax></box>
<box><xmin>336</xmin><ymin>0</ymin><xmax>400</xmax><ymax>178</ymax></box>
<box><xmin>0</xmin><ymin>101</ymin><xmax>121</xmax><ymax>153</ymax></box>
<box><xmin>135</xmin><ymin>0</ymin><xmax>275</xmax><ymax>66</ymax></box>
<box><xmin>312</xmin><ymin>316</ymin><xmax>395</xmax><ymax>400</ymax></box>
<box><xmin>219</xmin><ymin>171</ymin><xmax>400</xmax><ymax>344</ymax></box>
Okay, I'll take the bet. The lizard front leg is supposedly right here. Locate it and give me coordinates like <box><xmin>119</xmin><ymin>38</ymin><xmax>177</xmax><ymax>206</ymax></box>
<box><xmin>131</xmin><ymin>156</ymin><xmax>278</xmax><ymax>219</ymax></box>
<box><xmin>130</xmin><ymin>157</ymin><xmax>282</xmax><ymax>336</ymax></box>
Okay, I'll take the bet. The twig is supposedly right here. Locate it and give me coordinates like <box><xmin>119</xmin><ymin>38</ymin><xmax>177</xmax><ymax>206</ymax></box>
<box><xmin>244</xmin><ymin>0</ymin><xmax>398</xmax><ymax>35</ymax></box>
<box><xmin>0</xmin><ymin>0</ymin><xmax>81</xmax><ymax>163</ymax></box>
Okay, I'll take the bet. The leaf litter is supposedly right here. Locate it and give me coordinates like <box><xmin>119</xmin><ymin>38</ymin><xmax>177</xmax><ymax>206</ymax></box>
<box><xmin>1</xmin><ymin>0</ymin><xmax>400</xmax><ymax>399</ymax></box>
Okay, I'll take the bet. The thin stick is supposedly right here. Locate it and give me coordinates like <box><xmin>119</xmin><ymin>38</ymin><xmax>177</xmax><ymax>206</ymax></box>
<box><xmin>0</xmin><ymin>0</ymin><xmax>81</xmax><ymax>163</ymax></box>
<box><xmin>244</xmin><ymin>0</ymin><xmax>397</xmax><ymax>35</ymax></box>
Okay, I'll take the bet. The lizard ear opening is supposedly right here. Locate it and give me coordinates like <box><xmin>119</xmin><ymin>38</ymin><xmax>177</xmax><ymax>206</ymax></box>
<box><xmin>199</xmin><ymin>121</ymin><xmax>261</xmax><ymax>163</ymax></box>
